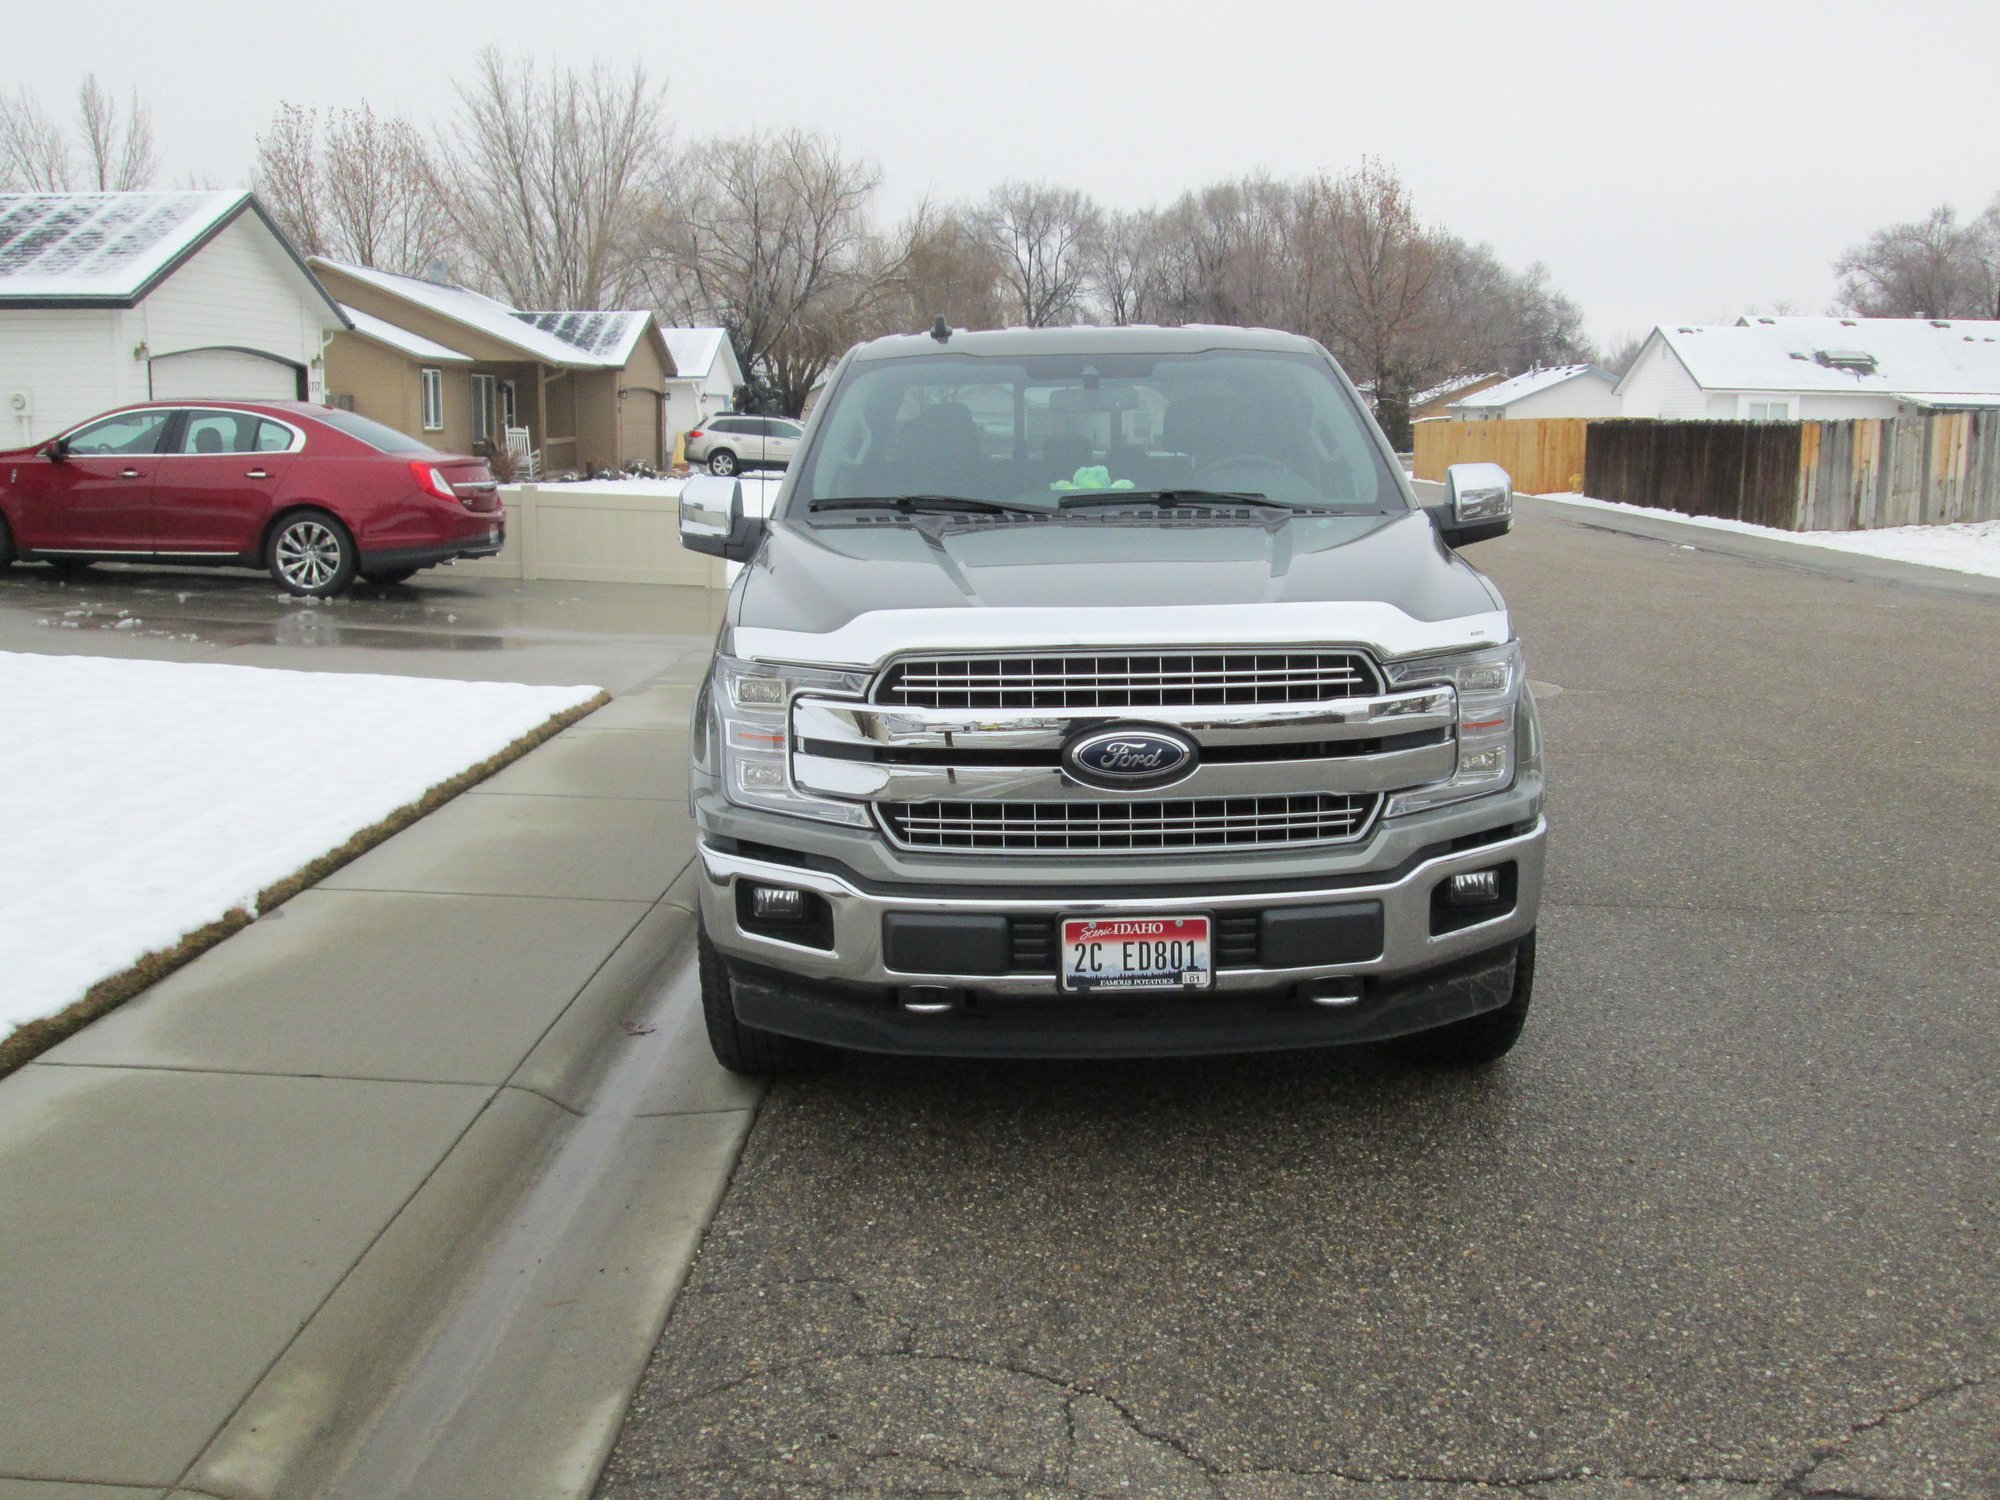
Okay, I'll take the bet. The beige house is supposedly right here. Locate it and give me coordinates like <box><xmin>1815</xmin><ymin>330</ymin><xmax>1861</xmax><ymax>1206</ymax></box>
<box><xmin>313</xmin><ymin>259</ymin><xmax>676</xmax><ymax>473</ymax></box>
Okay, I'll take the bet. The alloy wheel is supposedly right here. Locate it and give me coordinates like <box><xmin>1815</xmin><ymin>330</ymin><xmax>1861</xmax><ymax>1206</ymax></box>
<box><xmin>275</xmin><ymin>519</ymin><xmax>344</xmax><ymax>590</ymax></box>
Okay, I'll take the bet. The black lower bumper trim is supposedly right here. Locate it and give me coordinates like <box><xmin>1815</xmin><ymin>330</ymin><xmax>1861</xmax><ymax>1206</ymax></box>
<box><xmin>360</xmin><ymin>535</ymin><xmax>505</xmax><ymax>571</ymax></box>
<box><xmin>727</xmin><ymin>941</ymin><xmax>1523</xmax><ymax>1060</ymax></box>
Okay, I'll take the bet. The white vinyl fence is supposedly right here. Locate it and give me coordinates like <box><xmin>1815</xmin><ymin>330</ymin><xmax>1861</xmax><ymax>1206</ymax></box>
<box><xmin>452</xmin><ymin>478</ymin><xmax>781</xmax><ymax>588</ymax></box>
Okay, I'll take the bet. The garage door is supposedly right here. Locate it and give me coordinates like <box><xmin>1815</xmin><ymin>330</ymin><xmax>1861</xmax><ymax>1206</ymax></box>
<box><xmin>149</xmin><ymin>349</ymin><xmax>302</xmax><ymax>401</ymax></box>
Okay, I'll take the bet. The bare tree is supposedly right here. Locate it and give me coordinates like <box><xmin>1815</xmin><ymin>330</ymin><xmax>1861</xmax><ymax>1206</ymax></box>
<box><xmin>254</xmin><ymin>103</ymin><xmax>452</xmax><ymax>274</ymax></box>
<box><xmin>253</xmin><ymin>104</ymin><xmax>325</xmax><ymax>254</ymax></box>
<box><xmin>1834</xmin><ymin>203</ymin><xmax>1998</xmax><ymax>320</ymax></box>
<box><xmin>434</xmin><ymin>49</ymin><xmax>671</xmax><ymax>307</ymax></box>
<box><xmin>889</xmin><ymin>200</ymin><xmax>1010</xmax><ymax>332</ymax></box>
<box><xmin>652</xmin><ymin>129</ymin><xmax>887</xmax><ymax>412</ymax></box>
<box><xmin>76</xmin><ymin>74</ymin><xmax>155</xmax><ymax>191</ymax></box>
<box><xmin>0</xmin><ymin>87</ymin><xmax>73</xmax><ymax>191</ymax></box>
<box><xmin>978</xmin><ymin>181</ymin><xmax>1102</xmax><ymax>327</ymax></box>
<box><xmin>1087</xmin><ymin>210</ymin><xmax>1151</xmax><ymax>326</ymax></box>
<box><xmin>1293</xmin><ymin>160</ymin><xmax>1441</xmax><ymax>447</ymax></box>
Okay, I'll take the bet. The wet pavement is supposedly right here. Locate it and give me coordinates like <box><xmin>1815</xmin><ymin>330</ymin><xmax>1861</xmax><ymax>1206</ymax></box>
<box><xmin>596</xmin><ymin>507</ymin><xmax>2000</xmax><ymax>1498</ymax></box>
<box><xmin>0</xmin><ymin>561</ymin><xmax>724</xmax><ymax>691</ymax></box>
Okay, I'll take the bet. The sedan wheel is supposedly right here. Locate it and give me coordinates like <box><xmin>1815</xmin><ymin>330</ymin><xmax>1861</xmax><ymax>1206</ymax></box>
<box><xmin>267</xmin><ymin>513</ymin><xmax>357</xmax><ymax>598</ymax></box>
<box><xmin>707</xmin><ymin>449</ymin><xmax>737</xmax><ymax>476</ymax></box>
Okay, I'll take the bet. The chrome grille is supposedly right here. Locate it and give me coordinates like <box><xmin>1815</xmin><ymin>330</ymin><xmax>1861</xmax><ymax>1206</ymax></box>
<box><xmin>876</xmin><ymin>651</ymin><xmax>1379</xmax><ymax>710</ymax></box>
<box><xmin>880</xmin><ymin>793</ymin><xmax>1380</xmax><ymax>853</ymax></box>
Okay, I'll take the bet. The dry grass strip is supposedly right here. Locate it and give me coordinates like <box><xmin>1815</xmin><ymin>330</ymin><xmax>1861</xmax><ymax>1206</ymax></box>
<box><xmin>0</xmin><ymin>689</ymin><xmax>611</xmax><ymax>1080</ymax></box>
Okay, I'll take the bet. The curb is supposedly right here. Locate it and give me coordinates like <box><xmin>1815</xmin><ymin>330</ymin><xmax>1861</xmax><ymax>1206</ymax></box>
<box><xmin>177</xmin><ymin>862</ymin><xmax>752</xmax><ymax>1500</ymax></box>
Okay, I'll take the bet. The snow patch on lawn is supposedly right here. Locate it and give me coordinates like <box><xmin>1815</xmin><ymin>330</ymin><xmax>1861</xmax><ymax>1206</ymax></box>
<box><xmin>1538</xmin><ymin>493</ymin><xmax>2000</xmax><ymax>580</ymax></box>
<box><xmin>0</xmin><ymin>653</ymin><xmax>598</xmax><ymax>1035</ymax></box>
<box><xmin>530</xmin><ymin>473</ymin><xmax>786</xmax><ymax>513</ymax></box>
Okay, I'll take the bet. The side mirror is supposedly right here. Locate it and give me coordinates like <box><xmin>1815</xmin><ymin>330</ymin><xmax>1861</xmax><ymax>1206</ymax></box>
<box><xmin>679</xmin><ymin>473</ymin><xmax>765</xmax><ymax>561</ymax></box>
<box><xmin>1434</xmin><ymin>461</ymin><xmax>1513</xmax><ymax>547</ymax></box>
<box><xmin>46</xmin><ymin>436</ymin><xmax>70</xmax><ymax>463</ymax></box>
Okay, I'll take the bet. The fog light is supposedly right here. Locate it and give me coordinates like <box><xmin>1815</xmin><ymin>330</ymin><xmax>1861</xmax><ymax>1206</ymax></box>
<box><xmin>1447</xmin><ymin>870</ymin><xmax>1500</xmax><ymax>906</ymax></box>
<box><xmin>749</xmin><ymin>885</ymin><xmax>808</xmax><ymax>921</ymax></box>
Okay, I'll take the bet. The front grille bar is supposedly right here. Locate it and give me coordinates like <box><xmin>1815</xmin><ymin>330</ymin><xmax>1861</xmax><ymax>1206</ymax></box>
<box><xmin>881</xmin><ymin>793</ymin><xmax>1380</xmax><ymax>854</ymax></box>
<box><xmin>878</xmin><ymin>651</ymin><xmax>1380</xmax><ymax>710</ymax></box>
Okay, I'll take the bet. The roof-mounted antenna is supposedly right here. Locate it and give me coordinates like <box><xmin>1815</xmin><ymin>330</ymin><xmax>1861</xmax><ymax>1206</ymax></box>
<box><xmin>930</xmin><ymin>315</ymin><xmax>951</xmax><ymax>343</ymax></box>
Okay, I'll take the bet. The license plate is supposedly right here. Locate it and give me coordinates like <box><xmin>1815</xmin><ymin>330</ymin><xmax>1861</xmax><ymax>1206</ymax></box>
<box><xmin>1061</xmin><ymin>915</ymin><xmax>1212</xmax><ymax>993</ymax></box>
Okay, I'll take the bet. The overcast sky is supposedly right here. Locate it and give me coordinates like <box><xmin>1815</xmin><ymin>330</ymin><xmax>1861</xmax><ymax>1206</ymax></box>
<box><xmin>10</xmin><ymin>0</ymin><xmax>1999</xmax><ymax>348</ymax></box>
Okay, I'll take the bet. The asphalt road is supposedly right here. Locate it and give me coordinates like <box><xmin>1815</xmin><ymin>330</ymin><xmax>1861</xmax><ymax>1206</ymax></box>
<box><xmin>596</xmin><ymin>507</ymin><xmax>2000</xmax><ymax>1499</ymax></box>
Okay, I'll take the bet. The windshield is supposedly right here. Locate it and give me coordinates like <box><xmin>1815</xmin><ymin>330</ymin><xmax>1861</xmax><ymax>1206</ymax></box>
<box><xmin>313</xmin><ymin>408</ymin><xmax>437</xmax><ymax>455</ymax></box>
<box><xmin>791</xmin><ymin>348</ymin><xmax>1406</xmax><ymax>515</ymax></box>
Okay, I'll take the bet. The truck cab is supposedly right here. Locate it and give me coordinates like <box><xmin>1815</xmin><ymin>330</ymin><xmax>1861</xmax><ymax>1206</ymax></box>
<box><xmin>678</xmin><ymin>325</ymin><xmax>1544</xmax><ymax>1074</ymax></box>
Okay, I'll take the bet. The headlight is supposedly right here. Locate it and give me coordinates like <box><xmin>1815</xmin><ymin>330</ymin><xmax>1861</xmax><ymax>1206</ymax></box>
<box><xmin>1382</xmin><ymin>640</ymin><xmax>1523</xmax><ymax>816</ymax></box>
<box><xmin>715</xmin><ymin>655</ymin><xmax>871</xmax><ymax>826</ymax></box>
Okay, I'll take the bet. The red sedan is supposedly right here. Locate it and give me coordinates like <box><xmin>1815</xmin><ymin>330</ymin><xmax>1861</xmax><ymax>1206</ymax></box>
<box><xmin>0</xmin><ymin>401</ymin><xmax>504</xmax><ymax>597</ymax></box>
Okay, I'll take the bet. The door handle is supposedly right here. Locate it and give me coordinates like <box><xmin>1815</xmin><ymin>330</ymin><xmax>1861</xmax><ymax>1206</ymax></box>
<box><xmin>245</xmin><ymin>469</ymin><xmax>269</xmax><ymax>479</ymax></box>
<box><xmin>120</xmin><ymin>468</ymin><xmax>141</xmax><ymax>479</ymax></box>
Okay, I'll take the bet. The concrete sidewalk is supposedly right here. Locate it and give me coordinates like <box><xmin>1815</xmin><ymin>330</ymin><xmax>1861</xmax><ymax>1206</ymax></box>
<box><xmin>0</xmin><ymin>647</ymin><xmax>749</xmax><ymax>1498</ymax></box>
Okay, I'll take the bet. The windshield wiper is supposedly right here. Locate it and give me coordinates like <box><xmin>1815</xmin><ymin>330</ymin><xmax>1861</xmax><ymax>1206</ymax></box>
<box><xmin>1056</xmin><ymin>488</ymin><xmax>1297</xmax><ymax>512</ymax></box>
<box><xmin>810</xmin><ymin>494</ymin><xmax>1048</xmax><ymax>516</ymax></box>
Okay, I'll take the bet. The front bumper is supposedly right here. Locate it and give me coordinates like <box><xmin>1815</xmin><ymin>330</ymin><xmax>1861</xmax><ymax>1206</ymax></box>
<box><xmin>698</xmin><ymin>816</ymin><xmax>1544</xmax><ymax>1056</ymax></box>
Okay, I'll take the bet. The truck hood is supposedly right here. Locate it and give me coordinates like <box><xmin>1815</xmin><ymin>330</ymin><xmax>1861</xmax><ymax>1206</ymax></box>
<box><xmin>730</xmin><ymin>509</ymin><xmax>1511</xmax><ymax>667</ymax></box>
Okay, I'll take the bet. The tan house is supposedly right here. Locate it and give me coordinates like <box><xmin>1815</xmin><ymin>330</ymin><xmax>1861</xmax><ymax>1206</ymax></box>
<box><xmin>313</xmin><ymin>258</ymin><xmax>676</xmax><ymax>474</ymax></box>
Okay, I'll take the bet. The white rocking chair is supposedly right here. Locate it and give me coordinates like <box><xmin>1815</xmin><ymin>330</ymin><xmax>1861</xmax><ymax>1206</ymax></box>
<box><xmin>505</xmin><ymin>426</ymin><xmax>541</xmax><ymax>481</ymax></box>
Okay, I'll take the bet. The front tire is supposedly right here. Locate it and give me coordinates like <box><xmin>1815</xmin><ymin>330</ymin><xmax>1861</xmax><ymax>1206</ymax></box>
<box><xmin>0</xmin><ymin>512</ymin><xmax>13</xmax><ymax>570</ymax></box>
<box><xmin>1397</xmin><ymin>930</ymin><xmax>1536</xmax><ymax>1068</ymax></box>
<box><xmin>267</xmin><ymin>511</ymin><xmax>357</xmax><ymax>598</ymax></box>
<box><xmin>707</xmin><ymin>448</ymin><xmax>738</xmax><ymax>477</ymax></box>
<box><xmin>698</xmin><ymin>925</ymin><xmax>823</xmax><ymax>1077</ymax></box>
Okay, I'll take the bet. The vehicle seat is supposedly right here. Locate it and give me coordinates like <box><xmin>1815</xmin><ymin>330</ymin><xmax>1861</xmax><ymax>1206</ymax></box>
<box><xmin>889</xmin><ymin>402</ymin><xmax>982</xmax><ymax>494</ymax></box>
<box><xmin>1041</xmin><ymin>434</ymin><xmax>1094</xmax><ymax>487</ymax></box>
<box><xmin>193</xmin><ymin>428</ymin><xmax>224</xmax><ymax>454</ymax></box>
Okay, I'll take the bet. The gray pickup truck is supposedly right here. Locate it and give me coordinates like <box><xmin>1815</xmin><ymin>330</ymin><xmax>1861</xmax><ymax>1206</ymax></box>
<box><xmin>678</xmin><ymin>324</ymin><xmax>1544</xmax><ymax>1075</ymax></box>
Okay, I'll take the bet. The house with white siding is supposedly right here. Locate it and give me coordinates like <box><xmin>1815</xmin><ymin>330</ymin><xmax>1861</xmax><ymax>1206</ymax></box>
<box><xmin>660</xmin><ymin>327</ymin><xmax>744</xmax><ymax>456</ymax></box>
<box><xmin>1449</xmin><ymin>364</ymin><xmax>1620</xmax><ymax>421</ymax></box>
<box><xmin>1616</xmin><ymin>316</ymin><xmax>2000</xmax><ymax>421</ymax></box>
<box><xmin>0</xmin><ymin>191</ymin><xmax>347</xmax><ymax>448</ymax></box>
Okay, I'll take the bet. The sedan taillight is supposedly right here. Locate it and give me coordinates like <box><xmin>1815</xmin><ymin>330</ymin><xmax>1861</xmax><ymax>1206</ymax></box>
<box><xmin>411</xmin><ymin>461</ymin><xmax>459</xmax><ymax>503</ymax></box>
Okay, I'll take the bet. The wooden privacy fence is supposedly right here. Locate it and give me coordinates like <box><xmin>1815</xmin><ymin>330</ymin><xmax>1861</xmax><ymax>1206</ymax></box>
<box><xmin>1424</xmin><ymin>413</ymin><xmax>2000</xmax><ymax>531</ymax></box>
<box><xmin>1588</xmin><ymin>414</ymin><xmax>2000</xmax><ymax>530</ymax></box>
<box><xmin>1413</xmin><ymin>418</ymin><xmax>1590</xmax><ymax>494</ymax></box>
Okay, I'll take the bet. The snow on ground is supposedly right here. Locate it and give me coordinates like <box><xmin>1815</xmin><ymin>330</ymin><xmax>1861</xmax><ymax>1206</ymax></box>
<box><xmin>0</xmin><ymin>653</ymin><xmax>598</xmax><ymax>1034</ymax></box>
<box><xmin>1538</xmin><ymin>493</ymin><xmax>2000</xmax><ymax>580</ymax></box>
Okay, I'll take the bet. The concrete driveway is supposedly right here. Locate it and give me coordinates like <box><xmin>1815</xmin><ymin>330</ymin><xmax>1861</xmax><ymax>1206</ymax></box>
<box><xmin>596</xmin><ymin>504</ymin><xmax>2000</xmax><ymax>1498</ymax></box>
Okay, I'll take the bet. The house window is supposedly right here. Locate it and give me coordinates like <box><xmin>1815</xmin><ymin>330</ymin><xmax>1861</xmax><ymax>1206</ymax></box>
<box><xmin>471</xmin><ymin>373</ymin><xmax>496</xmax><ymax>443</ymax></box>
<box><xmin>500</xmin><ymin>379</ymin><xmax>518</xmax><ymax>430</ymax></box>
<box><xmin>420</xmin><ymin>368</ymin><xmax>444</xmax><ymax>431</ymax></box>
<box><xmin>1746</xmin><ymin>399</ymin><xmax>1793</xmax><ymax>421</ymax></box>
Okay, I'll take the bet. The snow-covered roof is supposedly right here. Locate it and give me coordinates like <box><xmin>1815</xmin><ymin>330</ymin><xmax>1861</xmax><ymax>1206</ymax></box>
<box><xmin>1453</xmin><ymin>364</ymin><xmax>1613</xmax><ymax>411</ymax></box>
<box><xmin>0</xmin><ymin>191</ymin><xmax>341</xmax><ymax>317</ymax></box>
<box><xmin>339</xmin><ymin>303</ymin><xmax>472</xmax><ymax>363</ymax></box>
<box><xmin>662</xmin><ymin>326</ymin><xmax>733</xmax><ymax>382</ymax></box>
<box><xmin>312</xmin><ymin>258</ymin><xmax>614</xmax><ymax>367</ymax></box>
<box><xmin>1414</xmin><ymin>371</ymin><xmax>1500</xmax><ymax>407</ymax></box>
<box><xmin>1633</xmin><ymin>316</ymin><xmax>2000</xmax><ymax>398</ymax></box>
<box><xmin>516</xmin><ymin>309</ymin><xmax>653</xmax><ymax>366</ymax></box>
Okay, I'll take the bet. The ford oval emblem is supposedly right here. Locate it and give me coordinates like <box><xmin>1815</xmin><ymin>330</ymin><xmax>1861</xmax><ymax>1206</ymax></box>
<box><xmin>1063</xmin><ymin>724</ymin><xmax>1199</xmax><ymax>790</ymax></box>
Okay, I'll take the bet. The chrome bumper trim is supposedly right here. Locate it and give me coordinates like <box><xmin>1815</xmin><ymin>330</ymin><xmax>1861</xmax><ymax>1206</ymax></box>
<box><xmin>698</xmin><ymin>817</ymin><xmax>1544</xmax><ymax>993</ymax></box>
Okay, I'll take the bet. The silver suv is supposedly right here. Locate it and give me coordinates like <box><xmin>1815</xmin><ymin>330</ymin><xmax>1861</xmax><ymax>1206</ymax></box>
<box><xmin>678</xmin><ymin>325</ymin><xmax>1544</xmax><ymax>1076</ymax></box>
<box><xmin>684</xmin><ymin>414</ymin><xmax>803</xmax><ymax>476</ymax></box>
